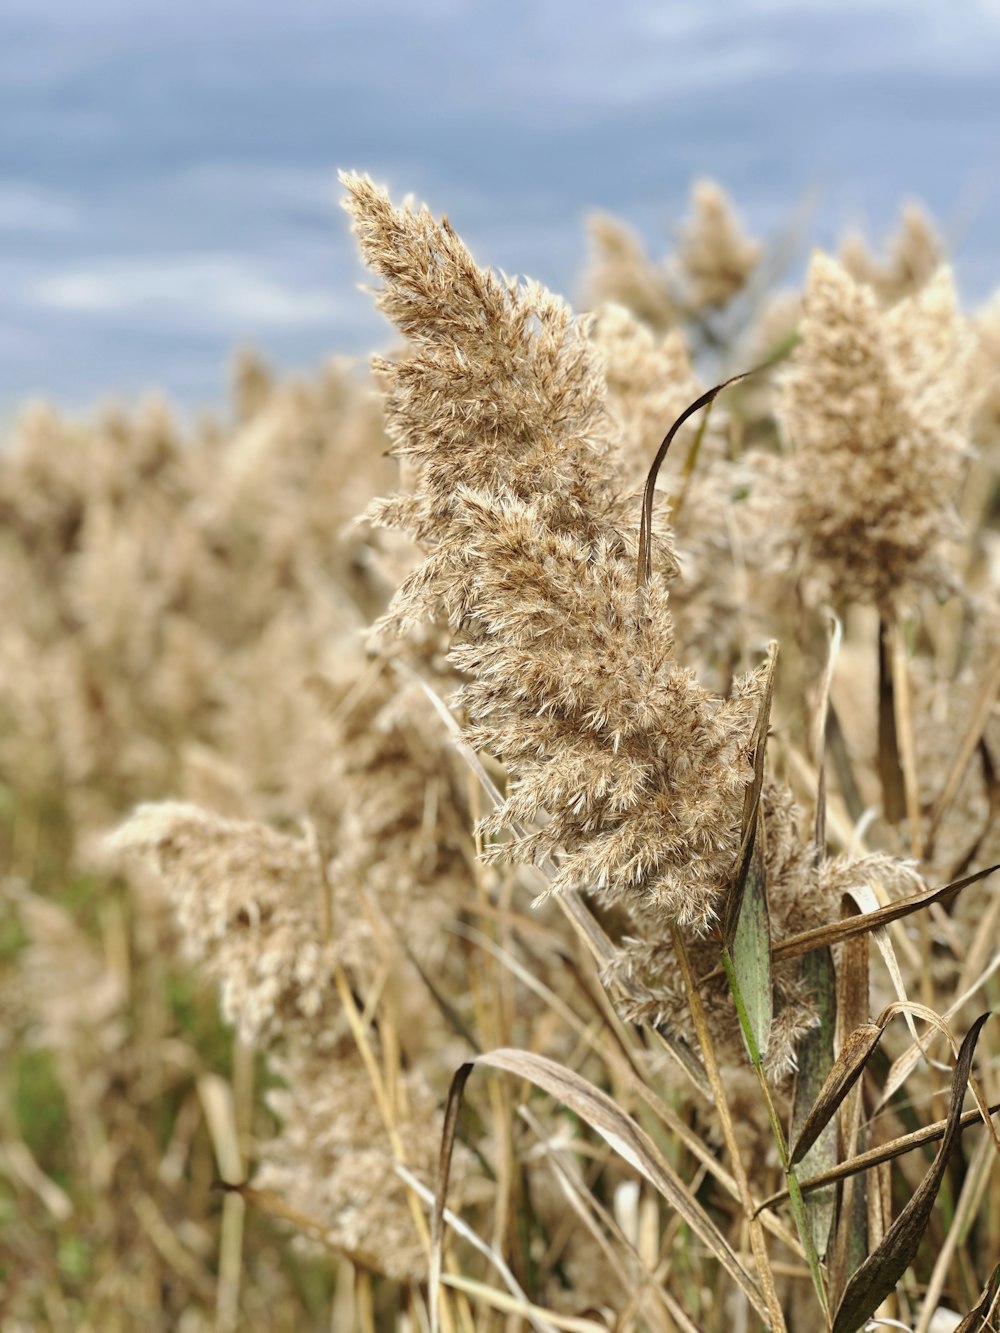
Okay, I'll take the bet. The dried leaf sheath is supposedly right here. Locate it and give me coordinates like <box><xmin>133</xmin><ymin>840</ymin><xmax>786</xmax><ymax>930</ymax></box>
<box><xmin>343</xmin><ymin>172</ymin><xmax>765</xmax><ymax>930</ymax></box>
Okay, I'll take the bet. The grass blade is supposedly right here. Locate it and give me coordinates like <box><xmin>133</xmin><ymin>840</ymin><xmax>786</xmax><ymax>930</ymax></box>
<box><xmin>875</xmin><ymin>948</ymin><xmax>1000</xmax><ymax>1113</ymax></box>
<box><xmin>396</xmin><ymin>1163</ymin><xmax>560</xmax><ymax>1333</ymax></box>
<box><xmin>790</xmin><ymin>947</ymin><xmax>838</xmax><ymax>1258</ymax></box>
<box><xmin>925</xmin><ymin>643</ymin><xmax>1000</xmax><ymax>857</ymax></box>
<box><xmin>830</xmin><ymin>1013</ymin><xmax>993</xmax><ymax>1333</ymax></box>
<box><xmin>761</xmin><ymin>1101</ymin><xmax>1000</xmax><ymax>1206</ymax></box>
<box><xmin>723</xmin><ymin>643</ymin><xmax>778</xmax><ymax>950</ymax></box>
<box><xmin>637</xmin><ymin>372</ymin><xmax>757</xmax><ymax>587</ymax></box>
<box><xmin>952</xmin><ymin>1261</ymin><xmax>1000</xmax><ymax>1333</ymax></box>
<box><xmin>434</xmin><ymin>1047</ymin><xmax>770</xmax><ymax>1325</ymax></box>
<box><xmin>843</xmin><ymin>881</ymin><xmax>926</xmax><ymax>1057</ymax></box>
<box><xmin>770</xmin><ymin>865</ymin><xmax>1000</xmax><ymax>964</ymax></box>
<box><xmin>432</xmin><ymin>1063</ymin><xmax>475</xmax><ymax>1333</ymax></box>
<box><xmin>439</xmin><ymin>1274</ymin><xmax>606</xmax><ymax>1332</ymax></box>
<box><xmin>790</xmin><ymin>1019</ymin><xmax>884</xmax><ymax>1166</ymax></box>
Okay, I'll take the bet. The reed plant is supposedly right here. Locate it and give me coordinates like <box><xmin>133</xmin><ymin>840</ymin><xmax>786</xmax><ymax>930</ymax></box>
<box><xmin>1</xmin><ymin>176</ymin><xmax>998</xmax><ymax>1332</ymax></box>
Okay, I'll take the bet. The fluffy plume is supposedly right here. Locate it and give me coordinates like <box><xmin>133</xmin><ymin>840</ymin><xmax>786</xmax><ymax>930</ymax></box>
<box><xmin>589</xmin><ymin>302</ymin><xmax>703</xmax><ymax>485</ymax></box>
<box><xmin>677</xmin><ymin>179</ymin><xmax>761</xmax><ymax>310</ymax></box>
<box><xmin>582</xmin><ymin>213</ymin><xmax>677</xmax><ymax>331</ymax></box>
<box><xmin>109</xmin><ymin>797</ymin><xmax>462</xmax><ymax>1282</ymax></box>
<box><xmin>343</xmin><ymin>170</ymin><xmax>766</xmax><ymax>931</ymax></box>
<box><xmin>108</xmin><ymin>803</ymin><xmax>344</xmax><ymax>1045</ymax></box>
<box><xmin>970</xmin><ymin>290</ymin><xmax>1000</xmax><ymax>467</ymax></box>
<box><xmin>256</xmin><ymin>1037</ymin><xmax>443</xmax><ymax>1282</ymax></box>
<box><xmin>839</xmin><ymin>202</ymin><xmax>943</xmax><ymax>305</ymax></box>
<box><xmin>774</xmin><ymin>254</ymin><xmax>976</xmax><ymax>609</ymax></box>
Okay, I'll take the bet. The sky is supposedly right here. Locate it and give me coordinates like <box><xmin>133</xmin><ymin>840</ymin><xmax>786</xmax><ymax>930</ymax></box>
<box><xmin>2</xmin><ymin>0</ymin><xmax>1000</xmax><ymax>417</ymax></box>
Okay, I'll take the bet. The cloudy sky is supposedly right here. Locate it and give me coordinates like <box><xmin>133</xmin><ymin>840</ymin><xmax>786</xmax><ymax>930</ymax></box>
<box><xmin>3</xmin><ymin>0</ymin><xmax>1000</xmax><ymax>416</ymax></box>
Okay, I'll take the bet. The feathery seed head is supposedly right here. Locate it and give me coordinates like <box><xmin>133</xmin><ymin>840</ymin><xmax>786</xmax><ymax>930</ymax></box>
<box><xmin>775</xmin><ymin>253</ymin><xmax>976</xmax><ymax>609</ymax></box>
<box><xmin>343</xmin><ymin>173</ymin><xmax>766</xmax><ymax>930</ymax></box>
<box><xmin>677</xmin><ymin>179</ymin><xmax>761</xmax><ymax>311</ymax></box>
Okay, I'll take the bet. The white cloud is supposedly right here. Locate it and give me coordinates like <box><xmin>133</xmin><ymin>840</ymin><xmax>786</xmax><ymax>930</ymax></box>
<box><xmin>32</xmin><ymin>256</ymin><xmax>339</xmax><ymax>328</ymax></box>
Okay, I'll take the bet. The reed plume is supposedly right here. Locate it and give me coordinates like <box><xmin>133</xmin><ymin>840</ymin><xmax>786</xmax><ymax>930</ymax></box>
<box><xmin>775</xmin><ymin>253</ymin><xmax>976</xmax><ymax>610</ymax></box>
<box><xmin>344</xmin><ymin>170</ymin><xmax>766</xmax><ymax>933</ymax></box>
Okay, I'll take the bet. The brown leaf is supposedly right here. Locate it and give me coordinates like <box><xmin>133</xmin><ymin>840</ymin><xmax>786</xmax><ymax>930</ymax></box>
<box><xmin>431</xmin><ymin>1063</ymin><xmax>475</xmax><ymax>1333</ymax></box>
<box><xmin>637</xmin><ymin>371</ymin><xmax>756</xmax><ymax>587</ymax></box>
<box><xmin>831</xmin><ymin>1013</ymin><xmax>992</xmax><ymax>1333</ymax></box>
<box><xmin>952</xmin><ymin>1260</ymin><xmax>1000</xmax><ymax>1333</ymax></box>
<box><xmin>830</xmin><ymin>916</ymin><xmax>871</xmax><ymax>1310</ymax></box>
<box><xmin>770</xmin><ymin>865</ymin><xmax>1000</xmax><ymax>965</ymax></box>
<box><xmin>761</xmin><ymin>1102</ymin><xmax>1000</xmax><ymax>1208</ymax></box>
<box><xmin>877</xmin><ymin>614</ymin><xmax>906</xmax><ymax>825</ymax></box>
<box><xmin>432</xmin><ymin>1048</ymin><xmax>770</xmax><ymax>1328</ymax></box>
<box><xmin>723</xmin><ymin>643</ymin><xmax>778</xmax><ymax>951</ymax></box>
<box><xmin>791</xmin><ymin>1022</ymin><xmax>886</xmax><ymax>1167</ymax></box>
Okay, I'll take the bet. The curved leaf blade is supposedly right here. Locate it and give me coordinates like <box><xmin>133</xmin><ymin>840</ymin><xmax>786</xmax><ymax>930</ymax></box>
<box><xmin>434</xmin><ymin>1047</ymin><xmax>770</xmax><ymax>1326</ymax></box>
<box><xmin>831</xmin><ymin>1014</ymin><xmax>993</xmax><ymax>1333</ymax></box>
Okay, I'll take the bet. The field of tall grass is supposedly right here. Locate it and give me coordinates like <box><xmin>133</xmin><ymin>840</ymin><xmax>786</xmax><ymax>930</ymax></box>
<box><xmin>1</xmin><ymin>174</ymin><xmax>998</xmax><ymax>1331</ymax></box>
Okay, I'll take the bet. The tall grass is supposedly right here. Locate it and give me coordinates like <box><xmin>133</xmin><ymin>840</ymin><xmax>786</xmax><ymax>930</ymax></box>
<box><xmin>1</xmin><ymin>178</ymin><xmax>997</xmax><ymax>1331</ymax></box>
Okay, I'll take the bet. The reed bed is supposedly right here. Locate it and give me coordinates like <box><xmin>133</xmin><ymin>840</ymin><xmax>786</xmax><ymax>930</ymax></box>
<box><xmin>1</xmin><ymin>177</ymin><xmax>998</xmax><ymax>1332</ymax></box>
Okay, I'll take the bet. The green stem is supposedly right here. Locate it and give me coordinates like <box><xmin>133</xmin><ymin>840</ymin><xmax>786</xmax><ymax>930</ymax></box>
<box><xmin>722</xmin><ymin>948</ymin><xmax>832</xmax><ymax>1326</ymax></box>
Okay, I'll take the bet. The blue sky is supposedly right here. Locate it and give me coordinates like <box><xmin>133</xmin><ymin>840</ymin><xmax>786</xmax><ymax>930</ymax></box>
<box><xmin>3</xmin><ymin>0</ymin><xmax>1000</xmax><ymax>416</ymax></box>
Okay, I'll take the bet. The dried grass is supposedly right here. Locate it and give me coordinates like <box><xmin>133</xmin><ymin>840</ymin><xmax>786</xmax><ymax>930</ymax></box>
<box><xmin>1</xmin><ymin>176</ymin><xmax>998</xmax><ymax>1332</ymax></box>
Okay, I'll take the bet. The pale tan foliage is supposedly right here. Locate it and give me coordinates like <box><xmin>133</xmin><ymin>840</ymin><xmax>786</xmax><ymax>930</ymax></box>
<box><xmin>109</xmin><ymin>660</ymin><xmax>476</xmax><ymax>1054</ymax></box>
<box><xmin>840</xmin><ymin>202</ymin><xmax>944</xmax><ymax>305</ymax></box>
<box><xmin>317</xmin><ymin>665</ymin><xmax>477</xmax><ymax>1072</ymax></box>
<box><xmin>109</xmin><ymin>792</ymin><xmax>463</xmax><ymax>1283</ymax></box>
<box><xmin>340</xmin><ymin>176</ymin><xmax>922</xmax><ymax>1101</ymax></box>
<box><xmin>582</xmin><ymin>179</ymin><xmax>760</xmax><ymax>331</ymax></box>
<box><xmin>589</xmin><ymin>302</ymin><xmax>702</xmax><ymax>485</ymax></box>
<box><xmin>257</xmin><ymin>1038</ymin><xmax>443</xmax><ymax>1283</ymax></box>
<box><xmin>905</xmin><ymin>632</ymin><xmax>1000</xmax><ymax>886</ymax></box>
<box><xmin>231</xmin><ymin>345</ymin><xmax>277</xmax><ymax>422</ymax></box>
<box><xmin>582</xmin><ymin>213</ymin><xmax>677</xmax><ymax>331</ymax></box>
<box><xmin>748</xmin><ymin>289</ymin><xmax>802</xmax><ymax>362</ymax></box>
<box><xmin>109</xmin><ymin>803</ymin><xmax>343</xmax><ymax>1045</ymax></box>
<box><xmin>970</xmin><ymin>290</ymin><xmax>1000</xmax><ymax>461</ymax></box>
<box><xmin>0</xmin><ymin>357</ymin><xmax>390</xmax><ymax>838</ymax></box>
<box><xmin>677</xmin><ymin>178</ymin><xmax>761</xmax><ymax>310</ymax></box>
<box><xmin>343</xmin><ymin>169</ymin><xmax>766</xmax><ymax>932</ymax></box>
<box><xmin>774</xmin><ymin>254</ymin><xmax>976</xmax><ymax>609</ymax></box>
<box><xmin>16</xmin><ymin>888</ymin><xmax>128</xmax><ymax>1099</ymax></box>
<box><xmin>5</xmin><ymin>171</ymin><xmax>999</xmax><ymax>1330</ymax></box>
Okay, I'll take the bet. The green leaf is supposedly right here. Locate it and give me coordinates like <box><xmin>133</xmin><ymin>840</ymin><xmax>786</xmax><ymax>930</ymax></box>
<box><xmin>729</xmin><ymin>817</ymin><xmax>773</xmax><ymax>1061</ymax></box>
<box><xmin>790</xmin><ymin>947</ymin><xmax>837</xmax><ymax>1259</ymax></box>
